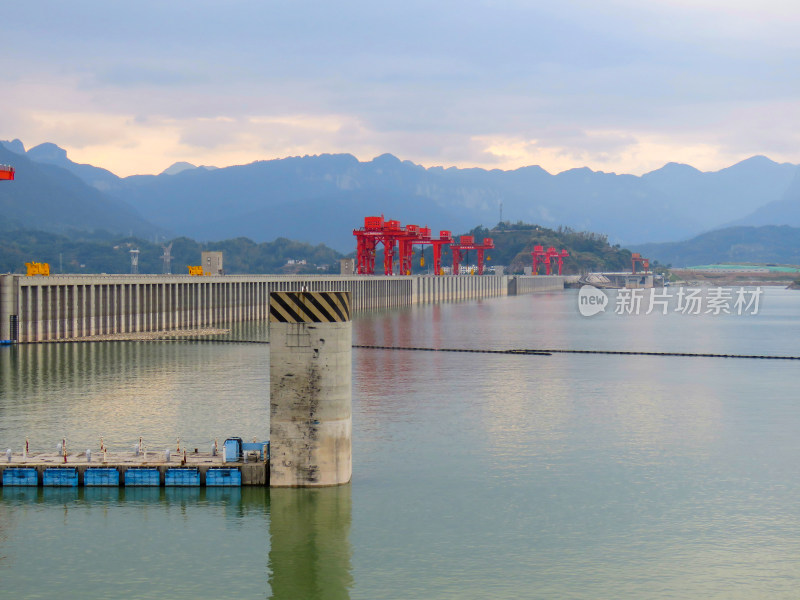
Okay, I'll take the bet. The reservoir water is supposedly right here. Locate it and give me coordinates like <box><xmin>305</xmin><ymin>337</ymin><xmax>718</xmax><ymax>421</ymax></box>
<box><xmin>1</xmin><ymin>287</ymin><xmax>799</xmax><ymax>599</ymax></box>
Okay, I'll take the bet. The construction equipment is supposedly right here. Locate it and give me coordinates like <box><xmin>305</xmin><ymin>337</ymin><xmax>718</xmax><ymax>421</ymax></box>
<box><xmin>25</xmin><ymin>262</ymin><xmax>50</xmax><ymax>276</ymax></box>
<box><xmin>353</xmin><ymin>217</ymin><xmax>453</xmax><ymax>275</ymax></box>
<box><xmin>531</xmin><ymin>246</ymin><xmax>569</xmax><ymax>275</ymax></box>
<box><xmin>631</xmin><ymin>253</ymin><xmax>649</xmax><ymax>274</ymax></box>
<box><xmin>450</xmin><ymin>236</ymin><xmax>494</xmax><ymax>275</ymax></box>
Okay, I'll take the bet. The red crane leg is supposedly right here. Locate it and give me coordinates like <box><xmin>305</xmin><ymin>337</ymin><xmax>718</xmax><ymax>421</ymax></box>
<box><xmin>452</xmin><ymin>248</ymin><xmax>462</xmax><ymax>275</ymax></box>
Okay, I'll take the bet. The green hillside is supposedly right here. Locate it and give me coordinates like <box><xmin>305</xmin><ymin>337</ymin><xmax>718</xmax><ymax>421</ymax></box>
<box><xmin>0</xmin><ymin>144</ymin><xmax>158</xmax><ymax>237</ymax></box>
<box><xmin>414</xmin><ymin>222</ymin><xmax>639</xmax><ymax>274</ymax></box>
<box><xmin>1</xmin><ymin>222</ymin><xmax>640</xmax><ymax>276</ymax></box>
<box><xmin>632</xmin><ymin>225</ymin><xmax>800</xmax><ymax>267</ymax></box>
<box><xmin>0</xmin><ymin>230</ymin><xmax>342</xmax><ymax>275</ymax></box>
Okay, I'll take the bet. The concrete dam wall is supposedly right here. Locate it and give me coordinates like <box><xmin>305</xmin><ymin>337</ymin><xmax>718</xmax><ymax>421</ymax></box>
<box><xmin>0</xmin><ymin>274</ymin><xmax>564</xmax><ymax>343</ymax></box>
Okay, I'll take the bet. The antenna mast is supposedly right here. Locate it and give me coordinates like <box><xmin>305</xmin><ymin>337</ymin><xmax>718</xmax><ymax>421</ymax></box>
<box><xmin>161</xmin><ymin>243</ymin><xmax>173</xmax><ymax>274</ymax></box>
<box><xmin>129</xmin><ymin>249</ymin><xmax>140</xmax><ymax>274</ymax></box>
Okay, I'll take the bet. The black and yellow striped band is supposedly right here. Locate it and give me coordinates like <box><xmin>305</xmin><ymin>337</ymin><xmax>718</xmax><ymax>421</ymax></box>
<box><xmin>269</xmin><ymin>291</ymin><xmax>351</xmax><ymax>323</ymax></box>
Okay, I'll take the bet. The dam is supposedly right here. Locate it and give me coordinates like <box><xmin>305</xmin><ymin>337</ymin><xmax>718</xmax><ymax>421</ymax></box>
<box><xmin>0</xmin><ymin>273</ymin><xmax>565</xmax><ymax>343</ymax></box>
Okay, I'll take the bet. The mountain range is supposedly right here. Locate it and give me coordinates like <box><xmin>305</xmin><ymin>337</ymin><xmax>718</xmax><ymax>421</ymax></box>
<box><xmin>2</xmin><ymin>139</ymin><xmax>800</xmax><ymax>255</ymax></box>
<box><xmin>0</xmin><ymin>142</ymin><xmax>158</xmax><ymax>237</ymax></box>
<box><xmin>631</xmin><ymin>225</ymin><xmax>800</xmax><ymax>267</ymax></box>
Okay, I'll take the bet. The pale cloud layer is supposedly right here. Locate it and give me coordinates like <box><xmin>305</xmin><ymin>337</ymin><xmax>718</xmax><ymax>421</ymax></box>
<box><xmin>2</xmin><ymin>0</ymin><xmax>799</xmax><ymax>176</ymax></box>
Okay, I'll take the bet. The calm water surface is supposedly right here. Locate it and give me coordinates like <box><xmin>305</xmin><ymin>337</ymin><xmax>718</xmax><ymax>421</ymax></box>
<box><xmin>1</xmin><ymin>287</ymin><xmax>799</xmax><ymax>599</ymax></box>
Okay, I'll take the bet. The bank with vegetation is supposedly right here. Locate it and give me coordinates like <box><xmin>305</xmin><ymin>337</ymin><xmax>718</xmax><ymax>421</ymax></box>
<box><xmin>1</xmin><ymin>222</ymin><xmax>653</xmax><ymax>276</ymax></box>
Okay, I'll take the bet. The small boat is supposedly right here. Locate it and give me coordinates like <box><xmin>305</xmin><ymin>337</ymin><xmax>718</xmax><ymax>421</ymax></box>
<box><xmin>0</xmin><ymin>340</ymin><xmax>15</xmax><ymax>346</ymax></box>
<box><xmin>0</xmin><ymin>165</ymin><xmax>15</xmax><ymax>180</ymax></box>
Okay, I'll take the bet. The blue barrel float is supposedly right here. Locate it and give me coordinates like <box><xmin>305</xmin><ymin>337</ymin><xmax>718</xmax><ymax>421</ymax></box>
<box><xmin>43</xmin><ymin>467</ymin><xmax>79</xmax><ymax>487</ymax></box>
<box><xmin>3</xmin><ymin>467</ymin><xmax>38</xmax><ymax>486</ymax></box>
<box><xmin>206</xmin><ymin>467</ymin><xmax>242</xmax><ymax>487</ymax></box>
<box><xmin>84</xmin><ymin>468</ymin><xmax>120</xmax><ymax>486</ymax></box>
<box><xmin>165</xmin><ymin>468</ymin><xmax>200</xmax><ymax>487</ymax></box>
<box><xmin>124</xmin><ymin>468</ymin><xmax>160</xmax><ymax>486</ymax></box>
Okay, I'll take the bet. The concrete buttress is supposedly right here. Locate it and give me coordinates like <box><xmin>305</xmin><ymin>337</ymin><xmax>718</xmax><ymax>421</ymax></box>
<box><xmin>269</xmin><ymin>291</ymin><xmax>352</xmax><ymax>487</ymax></box>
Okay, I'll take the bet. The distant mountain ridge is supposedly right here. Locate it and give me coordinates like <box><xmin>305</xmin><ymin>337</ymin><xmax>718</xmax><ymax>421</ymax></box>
<box><xmin>0</xmin><ymin>142</ymin><xmax>160</xmax><ymax>238</ymax></box>
<box><xmin>15</xmin><ymin>141</ymin><xmax>121</xmax><ymax>191</ymax></box>
<box><xmin>631</xmin><ymin>225</ymin><xmax>800</xmax><ymax>267</ymax></box>
<box><xmin>160</xmin><ymin>162</ymin><xmax>218</xmax><ymax>175</ymax></box>
<box><xmin>730</xmin><ymin>167</ymin><xmax>800</xmax><ymax>228</ymax></box>
<box><xmin>2</xmin><ymin>138</ymin><xmax>799</xmax><ymax>252</ymax></box>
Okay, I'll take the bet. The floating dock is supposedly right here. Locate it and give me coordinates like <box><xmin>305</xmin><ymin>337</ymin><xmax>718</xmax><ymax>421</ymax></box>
<box><xmin>0</xmin><ymin>452</ymin><xmax>267</xmax><ymax>487</ymax></box>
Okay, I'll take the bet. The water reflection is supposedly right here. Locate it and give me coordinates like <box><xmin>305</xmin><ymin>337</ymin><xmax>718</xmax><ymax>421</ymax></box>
<box><xmin>268</xmin><ymin>485</ymin><xmax>353</xmax><ymax>600</ymax></box>
<box><xmin>0</xmin><ymin>485</ymin><xmax>248</xmax><ymax>509</ymax></box>
<box><xmin>0</xmin><ymin>339</ymin><xmax>270</xmax><ymax>452</ymax></box>
<box><xmin>0</xmin><ymin>485</ymin><xmax>271</xmax><ymax>599</ymax></box>
<box><xmin>1</xmin><ymin>484</ymin><xmax>353</xmax><ymax>600</ymax></box>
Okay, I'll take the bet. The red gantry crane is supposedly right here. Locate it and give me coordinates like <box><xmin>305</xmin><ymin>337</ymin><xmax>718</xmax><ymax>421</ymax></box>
<box><xmin>532</xmin><ymin>245</ymin><xmax>569</xmax><ymax>275</ymax></box>
<box><xmin>354</xmin><ymin>217</ymin><xmax>454</xmax><ymax>275</ymax></box>
<box><xmin>0</xmin><ymin>165</ymin><xmax>14</xmax><ymax>180</ymax></box>
<box><xmin>631</xmin><ymin>252</ymin><xmax>649</xmax><ymax>274</ymax></box>
<box><xmin>450</xmin><ymin>235</ymin><xmax>494</xmax><ymax>275</ymax></box>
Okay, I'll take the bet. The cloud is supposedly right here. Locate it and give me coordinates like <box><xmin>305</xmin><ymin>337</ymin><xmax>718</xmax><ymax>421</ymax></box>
<box><xmin>471</xmin><ymin>131</ymin><xmax>750</xmax><ymax>175</ymax></box>
<box><xmin>90</xmin><ymin>65</ymin><xmax>204</xmax><ymax>88</ymax></box>
<box><xmin>2</xmin><ymin>1</ymin><xmax>800</xmax><ymax>175</ymax></box>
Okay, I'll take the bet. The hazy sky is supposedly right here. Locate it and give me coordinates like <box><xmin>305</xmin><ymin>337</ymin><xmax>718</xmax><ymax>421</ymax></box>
<box><xmin>3</xmin><ymin>0</ymin><xmax>799</xmax><ymax>176</ymax></box>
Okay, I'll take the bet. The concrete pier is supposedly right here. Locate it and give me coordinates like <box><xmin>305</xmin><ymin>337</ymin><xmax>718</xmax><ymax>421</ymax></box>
<box><xmin>0</xmin><ymin>274</ymin><xmax>565</xmax><ymax>343</ymax></box>
<box><xmin>269</xmin><ymin>291</ymin><xmax>352</xmax><ymax>487</ymax></box>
